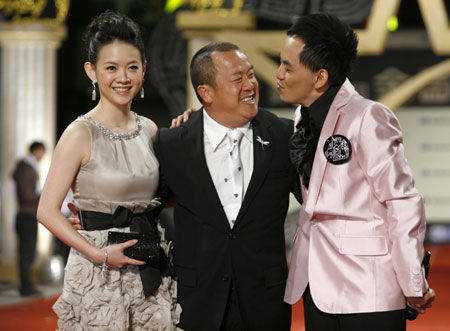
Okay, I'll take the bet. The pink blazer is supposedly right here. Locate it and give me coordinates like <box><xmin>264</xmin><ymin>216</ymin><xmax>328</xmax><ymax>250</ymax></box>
<box><xmin>284</xmin><ymin>79</ymin><xmax>428</xmax><ymax>314</ymax></box>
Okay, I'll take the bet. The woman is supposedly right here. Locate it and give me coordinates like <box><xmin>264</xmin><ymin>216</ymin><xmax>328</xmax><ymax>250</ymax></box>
<box><xmin>37</xmin><ymin>11</ymin><xmax>181</xmax><ymax>330</ymax></box>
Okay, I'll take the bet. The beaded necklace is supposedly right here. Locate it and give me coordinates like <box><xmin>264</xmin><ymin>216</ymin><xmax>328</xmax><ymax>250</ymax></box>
<box><xmin>80</xmin><ymin>111</ymin><xmax>142</xmax><ymax>140</ymax></box>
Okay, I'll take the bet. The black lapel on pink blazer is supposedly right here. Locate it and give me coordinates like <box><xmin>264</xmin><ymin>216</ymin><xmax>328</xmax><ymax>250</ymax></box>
<box><xmin>234</xmin><ymin>111</ymin><xmax>273</xmax><ymax>228</ymax></box>
<box><xmin>182</xmin><ymin>110</ymin><xmax>231</xmax><ymax>232</ymax></box>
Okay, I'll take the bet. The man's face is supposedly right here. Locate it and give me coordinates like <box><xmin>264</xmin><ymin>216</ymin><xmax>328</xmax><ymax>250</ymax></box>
<box><xmin>32</xmin><ymin>147</ymin><xmax>45</xmax><ymax>161</ymax></box>
<box><xmin>205</xmin><ymin>50</ymin><xmax>259</xmax><ymax>128</ymax></box>
<box><xmin>277</xmin><ymin>36</ymin><xmax>318</xmax><ymax>107</ymax></box>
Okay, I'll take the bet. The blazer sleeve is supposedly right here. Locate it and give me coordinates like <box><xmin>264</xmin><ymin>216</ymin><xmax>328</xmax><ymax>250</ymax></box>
<box><xmin>153</xmin><ymin>129</ymin><xmax>173</xmax><ymax>213</ymax></box>
<box><xmin>281</xmin><ymin>116</ymin><xmax>302</xmax><ymax>204</ymax></box>
<box><xmin>356</xmin><ymin>103</ymin><xmax>427</xmax><ymax>297</ymax></box>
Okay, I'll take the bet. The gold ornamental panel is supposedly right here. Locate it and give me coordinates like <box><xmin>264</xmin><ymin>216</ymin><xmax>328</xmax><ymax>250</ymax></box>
<box><xmin>0</xmin><ymin>0</ymin><xmax>69</xmax><ymax>24</ymax></box>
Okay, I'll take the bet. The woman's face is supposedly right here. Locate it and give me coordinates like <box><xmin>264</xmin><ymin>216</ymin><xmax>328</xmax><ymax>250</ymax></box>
<box><xmin>87</xmin><ymin>40</ymin><xmax>146</xmax><ymax>108</ymax></box>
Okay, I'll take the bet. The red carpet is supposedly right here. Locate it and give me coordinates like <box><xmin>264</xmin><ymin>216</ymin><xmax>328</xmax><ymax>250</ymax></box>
<box><xmin>1</xmin><ymin>244</ymin><xmax>449</xmax><ymax>331</ymax></box>
<box><xmin>0</xmin><ymin>295</ymin><xmax>58</xmax><ymax>331</ymax></box>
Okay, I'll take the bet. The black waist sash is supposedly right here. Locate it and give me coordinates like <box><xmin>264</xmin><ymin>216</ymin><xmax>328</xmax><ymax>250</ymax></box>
<box><xmin>79</xmin><ymin>206</ymin><xmax>174</xmax><ymax>297</ymax></box>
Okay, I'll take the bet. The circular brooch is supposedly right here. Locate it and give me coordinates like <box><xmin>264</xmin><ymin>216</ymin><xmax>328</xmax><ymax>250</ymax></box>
<box><xmin>323</xmin><ymin>134</ymin><xmax>352</xmax><ymax>164</ymax></box>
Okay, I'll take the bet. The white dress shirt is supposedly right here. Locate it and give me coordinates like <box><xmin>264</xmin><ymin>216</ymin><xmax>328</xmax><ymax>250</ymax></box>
<box><xmin>203</xmin><ymin>109</ymin><xmax>254</xmax><ymax>228</ymax></box>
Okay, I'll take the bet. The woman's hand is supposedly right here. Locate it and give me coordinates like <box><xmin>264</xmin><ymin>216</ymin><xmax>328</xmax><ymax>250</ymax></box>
<box><xmin>104</xmin><ymin>240</ymin><xmax>146</xmax><ymax>268</ymax></box>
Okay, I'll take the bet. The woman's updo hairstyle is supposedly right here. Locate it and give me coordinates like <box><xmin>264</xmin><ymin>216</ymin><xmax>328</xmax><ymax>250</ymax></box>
<box><xmin>84</xmin><ymin>11</ymin><xmax>146</xmax><ymax>65</ymax></box>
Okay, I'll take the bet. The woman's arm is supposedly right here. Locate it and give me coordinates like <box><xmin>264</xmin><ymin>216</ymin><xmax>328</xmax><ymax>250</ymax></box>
<box><xmin>37</xmin><ymin>122</ymin><xmax>145</xmax><ymax>268</ymax></box>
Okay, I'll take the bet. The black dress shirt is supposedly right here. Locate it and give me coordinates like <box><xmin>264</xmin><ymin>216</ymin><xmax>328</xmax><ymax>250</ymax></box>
<box><xmin>289</xmin><ymin>84</ymin><xmax>341</xmax><ymax>188</ymax></box>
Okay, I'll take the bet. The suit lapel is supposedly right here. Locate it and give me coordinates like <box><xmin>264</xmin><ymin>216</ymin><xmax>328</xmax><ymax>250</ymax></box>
<box><xmin>183</xmin><ymin>110</ymin><xmax>230</xmax><ymax>230</ymax></box>
<box><xmin>303</xmin><ymin>80</ymin><xmax>354</xmax><ymax>216</ymax></box>
<box><xmin>235</xmin><ymin>112</ymin><xmax>273</xmax><ymax>226</ymax></box>
<box><xmin>303</xmin><ymin>109</ymin><xmax>340</xmax><ymax>216</ymax></box>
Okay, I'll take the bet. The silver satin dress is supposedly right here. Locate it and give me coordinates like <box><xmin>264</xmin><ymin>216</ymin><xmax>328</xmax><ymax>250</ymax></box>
<box><xmin>52</xmin><ymin>113</ymin><xmax>181</xmax><ymax>331</ymax></box>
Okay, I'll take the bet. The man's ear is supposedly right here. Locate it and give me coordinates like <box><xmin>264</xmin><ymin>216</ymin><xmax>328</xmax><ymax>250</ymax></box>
<box><xmin>142</xmin><ymin>60</ymin><xmax>147</xmax><ymax>77</ymax></box>
<box><xmin>84</xmin><ymin>62</ymin><xmax>97</xmax><ymax>83</ymax></box>
<box><xmin>314</xmin><ymin>69</ymin><xmax>329</xmax><ymax>89</ymax></box>
<box><xmin>197</xmin><ymin>85</ymin><xmax>213</xmax><ymax>104</ymax></box>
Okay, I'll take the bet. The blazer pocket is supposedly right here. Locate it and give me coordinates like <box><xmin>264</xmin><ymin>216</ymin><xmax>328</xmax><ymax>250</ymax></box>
<box><xmin>175</xmin><ymin>265</ymin><xmax>197</xmax><ymax>287</ymax></box>
<box><xmin>264</xmin><ymin>264</ymin><xmax>288</xmax><ymax>288</ymax></box>
<box><xmin>339</xmin><ymin>235</ymin><xmax>388</xmax><ymax>256</ymax></box>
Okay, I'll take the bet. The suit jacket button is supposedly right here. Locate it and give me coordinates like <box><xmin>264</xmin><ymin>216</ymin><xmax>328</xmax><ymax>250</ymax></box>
<box><xmin>229</xmin><ymin>233</ymin><xmax>236</xmax><ymax>239</ymax></box>
<box><xmin>222</xmin><ymin>275</ymin><xmax>229</xmax><ymax>281</ymax></box>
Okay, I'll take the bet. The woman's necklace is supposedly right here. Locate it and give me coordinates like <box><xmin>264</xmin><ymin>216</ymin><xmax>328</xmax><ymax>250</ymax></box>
<box><xmin>81</xmin><ymin>111</ymin><xmax>142</xmax><ymax>140</ymax></box>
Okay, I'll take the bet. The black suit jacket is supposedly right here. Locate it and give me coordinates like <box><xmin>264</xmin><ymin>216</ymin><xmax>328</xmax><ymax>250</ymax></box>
<box><xmin>13</xmin><ymin>159</ymin><xmax>40</xmax><ymax>215</ymax></box>
<box><xmin>155</xmin><ymin>108</ymin><xmax>300</xmax><ymax>331</ymax></box>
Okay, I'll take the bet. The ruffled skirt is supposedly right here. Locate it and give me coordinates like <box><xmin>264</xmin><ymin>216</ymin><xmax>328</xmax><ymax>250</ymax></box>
<box><xmin>53</xmin><ymin>227</ymin><xmax>182</xmax><ymax>330</ymax></box>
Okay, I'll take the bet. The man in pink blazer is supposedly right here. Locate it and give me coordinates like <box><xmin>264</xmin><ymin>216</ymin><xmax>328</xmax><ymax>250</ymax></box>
<box><xmin>278</xmin><ymin>14</ymin><xmax>435</xmax><ymax>330</ymax></box>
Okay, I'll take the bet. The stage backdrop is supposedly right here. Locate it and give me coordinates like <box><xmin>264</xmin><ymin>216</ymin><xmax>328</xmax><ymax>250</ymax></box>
<box><xmin>396</xmin><ymin>107</ymin><xmax>450</xmax><ymax>223</ymax></box>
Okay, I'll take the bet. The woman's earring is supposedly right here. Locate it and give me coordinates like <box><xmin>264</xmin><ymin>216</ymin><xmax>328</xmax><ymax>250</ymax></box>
<box><xmin>140</xmin><ymin>86</ymin><xmax>144</xmax><ymax>99</ymax></box>
<box><xmin>91</xmin><ymin>81</ymin><xmax>97</xmax><ymax>101</ymax></box>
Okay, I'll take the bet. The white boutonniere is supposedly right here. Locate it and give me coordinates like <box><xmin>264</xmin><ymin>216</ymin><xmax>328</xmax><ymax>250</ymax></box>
<box><xmin>256</xmin><ymin>136</ymin><xmax>270</xmax><ymax>150</ymax></box>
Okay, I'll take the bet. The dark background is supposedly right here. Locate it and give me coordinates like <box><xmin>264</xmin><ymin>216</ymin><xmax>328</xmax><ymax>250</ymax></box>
<box><xmin>54</xmin><ymin>0</ymin><xmax>443</xmax><ymax>138</ymax></box>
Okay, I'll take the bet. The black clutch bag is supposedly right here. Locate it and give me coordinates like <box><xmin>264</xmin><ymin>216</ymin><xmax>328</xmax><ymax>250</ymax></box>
<box><xmin>107</xmin><ymin>231</ymin><xmax>160</xmax><ymax>264</ymax></box>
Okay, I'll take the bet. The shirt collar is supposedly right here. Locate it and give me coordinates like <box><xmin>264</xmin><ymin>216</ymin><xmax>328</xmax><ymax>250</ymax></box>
<box><xmin>300</xmin><ymin>83</ymin><xmax>341</xmax><ymax>137</ymax></box>
<box><xmin>203</xmin><ymin>109</ymin><xmax>252</xmax><ymax>151</ymax></box>
<box><xmin>23</xmin><ymin>154</ymin><xmax>40</xmax><ymax>173</ymax></box>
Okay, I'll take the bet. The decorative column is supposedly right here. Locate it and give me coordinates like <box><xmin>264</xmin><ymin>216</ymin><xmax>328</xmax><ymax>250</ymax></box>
<box><xmin>0</xmin><ymin>22</ymin><xmax>67</xmax><ymax>280</ymax></box>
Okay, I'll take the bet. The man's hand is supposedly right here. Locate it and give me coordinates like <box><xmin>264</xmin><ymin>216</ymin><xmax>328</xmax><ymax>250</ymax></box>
<box><xmin>406</xmin><ymin>288</ymin><xmax>436</xmax><ymax>314</ymax></box>
<box><xmin>67</xmin><ymin>202</ymin><xmax>82</xmax><ymax>230</ymax></box>
<box><xmin>170</xmin><ymin>107</ymin><xmax>198</xmax><ymax>128</ymax></box>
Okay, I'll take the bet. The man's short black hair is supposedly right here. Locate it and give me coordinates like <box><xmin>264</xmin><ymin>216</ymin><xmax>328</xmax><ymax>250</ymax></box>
<box><xmin>29</xmin><ymin>141</ymin><xmax>45</xmax><ymax>153</ymax></box>
<box><xmin>190</xmin><ymin>42</ymin><xmax>240</xmax><ymax>103</ymax></box>
<box><xmin>287</xmin><ymin>13</ymin><xmax>358</xmax><ymax>85</ymax></box>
